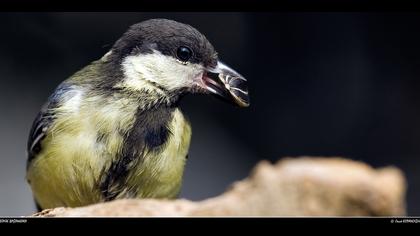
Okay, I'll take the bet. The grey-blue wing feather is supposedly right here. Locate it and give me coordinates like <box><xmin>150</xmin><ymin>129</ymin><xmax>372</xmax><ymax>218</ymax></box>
<box><xmin>26</xmin><ymin>83</ymin><xmax>73</xmax><ymax>169</ymax></box>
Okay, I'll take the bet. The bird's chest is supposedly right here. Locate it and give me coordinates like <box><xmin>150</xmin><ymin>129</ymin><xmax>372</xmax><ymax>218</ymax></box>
<box><xmin>68</xmin><ymin>100</ymin><xmax>192</xmax><ymax>199</ymax></box>
<box><xmin>29</xmin><ymin>99</ymin><xmax>191</xmax><ymax>208</ymax></box>
<box><xmin>122</xmin><ymin>108</ymin><xmax>192</xmax><ymax>199</ymax></box>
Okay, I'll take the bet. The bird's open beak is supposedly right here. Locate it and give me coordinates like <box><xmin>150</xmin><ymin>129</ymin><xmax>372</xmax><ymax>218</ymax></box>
<box><xmin>202</xmin><ymin>61</ymin><xmax>250</xmax><ymax>107</ymax></box>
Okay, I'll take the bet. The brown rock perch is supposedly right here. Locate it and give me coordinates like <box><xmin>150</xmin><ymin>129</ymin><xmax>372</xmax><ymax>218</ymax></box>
<box><xmin>33</xmin><ymin>157</ymin><xmax>406</xmax><ymax>217</ymax></box>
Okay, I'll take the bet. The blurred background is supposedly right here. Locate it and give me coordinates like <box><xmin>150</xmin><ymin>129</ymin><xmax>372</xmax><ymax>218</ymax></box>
<box><xmin>0</xmin><ymin>12</ymin><xmax>419</xmax><ymax>216</ymax></box>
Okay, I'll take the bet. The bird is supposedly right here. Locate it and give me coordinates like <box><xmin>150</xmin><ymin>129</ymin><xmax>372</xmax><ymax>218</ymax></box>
<box><xmin>26</xmin><ymin>18</ymin><xmax>249</xmax><ymax>211</ymax></box>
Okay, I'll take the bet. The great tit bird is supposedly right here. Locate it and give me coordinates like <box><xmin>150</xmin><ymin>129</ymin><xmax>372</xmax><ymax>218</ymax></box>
<box><xmin>26</xmin><ymin>19</ymin><xmax>249</xmax><ymax>210</ymax></box>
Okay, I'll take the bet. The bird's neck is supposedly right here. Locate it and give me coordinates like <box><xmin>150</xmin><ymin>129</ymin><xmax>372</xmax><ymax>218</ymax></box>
<box><xmin>95</xmin><ymin>59</ymin><xmax>185</xmax><ymax>109</ymax></box>
<box><xmin>108</xmin><ymin>85</ymin><xmax>182</xmax><ymax>111</ymax></box>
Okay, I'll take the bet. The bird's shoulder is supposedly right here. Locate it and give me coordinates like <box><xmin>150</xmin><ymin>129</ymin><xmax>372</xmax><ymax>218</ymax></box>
<box><xmin>26</xmin><ymin>82</ymin><xmax>78</xmax><ymax>169</ymax></box>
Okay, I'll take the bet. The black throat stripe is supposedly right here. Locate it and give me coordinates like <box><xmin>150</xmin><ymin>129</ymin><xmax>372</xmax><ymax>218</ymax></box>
<box><xmin>99</xmin><ymin>104</ymin><xmax>174</xmax><ymax>201</ymax></box>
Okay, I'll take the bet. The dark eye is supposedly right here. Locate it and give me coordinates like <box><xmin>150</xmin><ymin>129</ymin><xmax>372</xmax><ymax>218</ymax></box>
<box><xmin>176</xmin><ymin>46</ymin><xmax>193</xmax><ymax>62</ymax></box>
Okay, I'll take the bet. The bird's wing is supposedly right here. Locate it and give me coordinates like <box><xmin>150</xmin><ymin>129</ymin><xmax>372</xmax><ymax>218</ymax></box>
<box><xmin>26</xmin><ymin>83</ymin><xmax>73</xmax><ymax>169</ymax></box>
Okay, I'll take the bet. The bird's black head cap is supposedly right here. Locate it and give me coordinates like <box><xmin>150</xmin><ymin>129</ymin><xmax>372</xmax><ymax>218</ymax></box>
<box><xmin>110</xmin><ymin>19</ymin><xmax>218</xmax><ymax>68</ymax></box>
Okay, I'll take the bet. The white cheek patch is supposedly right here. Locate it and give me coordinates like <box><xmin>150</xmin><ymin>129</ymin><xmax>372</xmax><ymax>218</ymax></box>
<box><xmin>121</xmin><ymin>50</ymin><xmax>203</xmax><ymax>92</ymax></box>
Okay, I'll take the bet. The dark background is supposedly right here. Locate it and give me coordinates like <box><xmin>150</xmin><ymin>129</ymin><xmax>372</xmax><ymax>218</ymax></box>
<box><xmin>1</xmin><ymin>12</ymin><xmax>419</xmax><ymax>216</ymax></box>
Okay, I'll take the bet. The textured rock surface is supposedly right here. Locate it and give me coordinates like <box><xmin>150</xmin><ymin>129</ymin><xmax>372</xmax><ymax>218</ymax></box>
<box><xmin>33</xmin><ymin>157</ymin><xmax>406</xmax><ymax>217</ymax></box>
